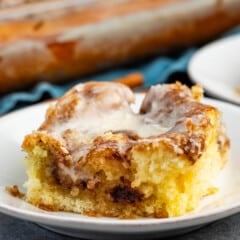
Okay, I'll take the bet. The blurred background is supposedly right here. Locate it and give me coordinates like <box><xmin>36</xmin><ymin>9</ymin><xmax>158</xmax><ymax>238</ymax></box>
<box><xmin>0</xmin><ymin>0</ymin><xmax>240</xmax><ymax>114</ymax></box>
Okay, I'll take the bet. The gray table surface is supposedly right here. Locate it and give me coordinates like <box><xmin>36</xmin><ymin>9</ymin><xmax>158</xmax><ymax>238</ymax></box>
<box><xmin>1</xmin><ymin>212</ymin><xmax>240</xmax><ymax>240</ymax></box>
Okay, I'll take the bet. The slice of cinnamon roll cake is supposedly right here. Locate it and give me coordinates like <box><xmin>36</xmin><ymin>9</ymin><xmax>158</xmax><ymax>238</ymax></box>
<box><xmin>22</xmin><ymin>81</ymin><xmax>229</xmax><ymax>218</ymax></box>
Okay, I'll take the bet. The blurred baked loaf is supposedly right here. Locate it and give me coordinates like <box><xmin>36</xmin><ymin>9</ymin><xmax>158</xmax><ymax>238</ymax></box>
<box><xmin>1</xmin><ymin>0</ymin><xmax>240</xmax><ymax>93</ymax></box>
<box><xmin>22</xmin><ymin>81</ymin><xmax>229</xmax><ymax>218</ymax></box>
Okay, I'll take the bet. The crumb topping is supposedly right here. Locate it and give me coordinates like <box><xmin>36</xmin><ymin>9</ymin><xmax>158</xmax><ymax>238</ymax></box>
<box><xmin>22</xmin><ymin>81</ymin><xmax>222</xmax><ymax>188</ymax></box>
<box><xmin>5</xmin><ymin>185</ymin><xmax>25</xmax><ymax>199</ymax></box>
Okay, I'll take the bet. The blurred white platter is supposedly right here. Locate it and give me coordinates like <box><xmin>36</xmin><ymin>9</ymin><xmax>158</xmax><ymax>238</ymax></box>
<box><xmin>188</xmin><ymin>34</ymin><xmax>240</xmax><ymax>104</ymax></box>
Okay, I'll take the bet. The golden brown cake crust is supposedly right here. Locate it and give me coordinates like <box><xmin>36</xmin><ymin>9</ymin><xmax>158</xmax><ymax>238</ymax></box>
<box><xmin>22</xmin><ymin>81</ymin><xmax>229</xmax><ymax>218</ymax></box>
<box><xmin>22</xmin><ymin>82</ymin><xmax>227</xmax><ymax>188</ymax></box>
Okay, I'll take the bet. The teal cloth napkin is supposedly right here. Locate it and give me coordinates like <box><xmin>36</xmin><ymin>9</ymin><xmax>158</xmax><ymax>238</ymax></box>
<box><xmin>0</xmin><ymin>27</ymin><xmax>239</xmax><ymax>114</ymax></box>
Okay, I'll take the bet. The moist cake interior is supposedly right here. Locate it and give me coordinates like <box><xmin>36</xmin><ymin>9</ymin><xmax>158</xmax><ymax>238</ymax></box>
<box><xmin>22</xmin><ymin>82</ymin><xmax>229</xmax><ymax>218</ymax></box>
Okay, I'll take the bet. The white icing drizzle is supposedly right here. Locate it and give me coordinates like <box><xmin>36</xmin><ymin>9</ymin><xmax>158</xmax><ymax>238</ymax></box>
<box><xmin>40</xmin><ymin>82</ymin><xmax>207</xmax><ymax>186</ymax></box>
<box><xmin>47</xmin><ymin>82</ymin><xmax>170</xmax><ymax>139</ymax></box>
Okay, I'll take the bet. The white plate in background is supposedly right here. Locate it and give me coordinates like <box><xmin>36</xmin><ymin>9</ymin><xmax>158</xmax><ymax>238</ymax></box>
<box><xmin>188</xmin><ymin>34</ymin><xmax>240</xmax><ymax>104</ymax></box>
<box><xmin>0</xmin><ymin>96</ymin><xmax>240</xmax><ymax>240</ymax></box>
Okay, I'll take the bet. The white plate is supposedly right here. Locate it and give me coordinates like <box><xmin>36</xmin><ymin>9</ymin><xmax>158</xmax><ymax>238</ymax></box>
<box><xmin>188</xmin><ymin>34</ymin><xmax>240</xmax><ymax>104</ymax></box>
<box><xmin>0</xmin><ymin>95</ymin><xmax>240</xmax><ymax>240</ymax></box>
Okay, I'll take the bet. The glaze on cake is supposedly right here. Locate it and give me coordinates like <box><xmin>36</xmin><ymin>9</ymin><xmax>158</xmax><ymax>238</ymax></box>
<box><xmin>22</xmin><ymin>81</ymin><xmax>229</xmax><ymax>218</ymax></box>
